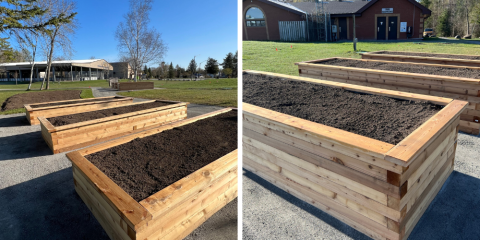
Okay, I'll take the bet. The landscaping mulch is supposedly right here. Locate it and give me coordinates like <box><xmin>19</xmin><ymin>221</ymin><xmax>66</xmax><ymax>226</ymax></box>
<box><xmin>86</xmin><ymin>110</ymin><xmax>237</xmax><ymax>202</ymax></box>
<box><xmin>1</xmin><ymin>90</ymin><xmax>82</xmax><ymax>112</ymax></box>
<box><xmin>376</xmin><ymin>51</ymin><xmax>480</xmax><ymax>60</ymax></box>
<box><xmin>31</xmin><ymin>97</ymin><xmax>124</xmax><ymax>109</ymax></box>
<box><xmin>47</xmin><ymin>101</ymin><xmax>172</xmax><ymax>127</ymax></box>
<box><xmin>243</xmin><ymin>73</ymin><xmax>442</xmax><ymax>145</ymax></box>
<box><xmin>319</xmin><ymin>58</ymin><xmax>480</xmax><ymax>79</ymax></box>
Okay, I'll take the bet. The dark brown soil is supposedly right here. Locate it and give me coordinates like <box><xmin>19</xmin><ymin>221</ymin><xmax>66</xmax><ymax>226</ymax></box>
<box><xmin>243</xmin><ymin>73</ymin><xmax>442</xmax><ymax>145</ymax></box>
<box><xmin>86</xmin><ymin>111</ymin><xmax>237</xmax><ymax>202</ymax></box>
<box><xmin>1</xmin><ymin>90</ymin><xmax>82</xmax><ymax>111</ymax></box>
<box><xmin>376</xmin><ymin>51</ymin><xmax>480</xmax><ymax>60</ymax></box>
<box><xmin>31</xmin><ymin>97</ymin><xmax>124</xmax><ymax>108</ymax></box>
<box><xmin>47</xmin><ymin>101</ymin><xmax>172</xmax><ymax>127</ymax></box>
<box><xmin>319</xmin><ymin>59</ymin><xmax>480</xmax><ymax>79</ymax></box>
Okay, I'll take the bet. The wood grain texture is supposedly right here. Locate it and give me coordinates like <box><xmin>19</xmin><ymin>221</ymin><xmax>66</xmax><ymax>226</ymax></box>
<box><xmin>66</xmin><ymin>109</ymin><xmax>238</xmax><ymax>239</ymax></box>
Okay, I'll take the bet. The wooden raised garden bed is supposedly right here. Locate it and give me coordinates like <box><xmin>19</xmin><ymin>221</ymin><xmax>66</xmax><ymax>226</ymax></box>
<box><xmin>39</xmin><ymin>100</ymin><xmax>188</xmax><ymax>154</ymax></box>
<box><xmin>296</xmin><ymin>57</ymin><xmax>480</xmax><ymax>135</ymax></box>
<box><xmin>361</xmin><ymin>51</ymin><xmax>480</xmax><ymax>68</ymax></box>
<box><xmin>243</xmin><ymin>70</ymin><xmax>467</xmax><ymax>240</ymax></box>
<box><xmin>112</xmin><ymin>82</ymin><xmax>154</xmax><ymax>91</ymax></box>
<box><xmin>24</xmin><ymin>96</ymin><xmax>133</xmax><ymax>125</ymax></box>
<box><xmin>66</xmin><ymin>108</ymin><xmax>237</xmax><ymax>240</ymax></box>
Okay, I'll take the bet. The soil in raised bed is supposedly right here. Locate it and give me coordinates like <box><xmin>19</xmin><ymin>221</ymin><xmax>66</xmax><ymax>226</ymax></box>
<box><xmin>376</xmin><ymin>51</ymin><xmax>480</xmax><ymax>60</ymax></box>
<box><xmin>1</xmin><ymin>90</ymin><xmax>82</xmax><ymax>112</ymax></box>
<box><xmin>47</xmin><ymin>101</ymin><xmax>173</xmax><ymax>127</ymax></box>
<box><xmin>86</xmin><ymin>110</ymin><xmax>237</xmax><ymax>202</ymax></box>
<box><xmin>30</xmin><ymin>96</ymin><xmax>124</xmax><ymax>108</ymax></box>
<box><xmin>243</xmin><ymin>73</ymin><xmax>442</xmax><ymax>145</ymax></box>
<box><xmin>318</xmin><ymin>58</ymin><xmax>480</xmax><ymax>79</ymax></box>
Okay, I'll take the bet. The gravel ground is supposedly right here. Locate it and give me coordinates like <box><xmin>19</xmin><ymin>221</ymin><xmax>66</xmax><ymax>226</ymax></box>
<box><xmin>243</xmin><ymin>132</ymin><xmax>480</xmax><ymax>240</ymax></box>
<box><xmin>0</xmin><ymin>94</ymin><xmax>237</xmax><ymax>239</ymax></box>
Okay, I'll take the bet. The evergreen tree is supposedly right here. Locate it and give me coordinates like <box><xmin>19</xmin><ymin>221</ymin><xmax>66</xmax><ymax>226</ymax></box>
<box><xmin>175</xmin><ymin>64</ymin><xmax>181</xmax><ymax>78</ymax></box>
<box><xmin>232</xmin><ymin>51</ymin><xmax>238</xmax><ymax>78</ymax></box>
<box><xmin>221</xmin><ymin>52</ymin><xmax>234</xmax><ymax>70</ymax></box>
<box><xmin>0</xmin><ymin>0</ymin><xmax>76</xmax><ymax>32</ymax></box>
<box><xmin>187</xmin><ymin>58</ymin><xmax>197</xmax><ymax>80</ymax></box>
<box><xmin>438</xmin><ymin>9</ymin><xmax>452</xmax><ymax>37</ymax></box>
<box><xmin>204</xmin><ymin>57</ymin><xmax>219</xmax><ymax>76</ymax></box>
<box><xmin>143</xmin><ymin>65</ymin><xmax>148</xmax><ymax>77</ymax></box>
<box><xmin>168</xmin><ymin>62</ymin><xmax>174</xmax><ymax>79</ymax></box>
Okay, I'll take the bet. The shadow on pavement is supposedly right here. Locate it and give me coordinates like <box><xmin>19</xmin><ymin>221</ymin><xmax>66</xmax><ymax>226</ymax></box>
<box><xmin>243</xmin><ymin>169</ymin><xmax>371</xmax><ymax>240</ymax></box>
<box><xmin>0</xmin><ymin>115</ymin><xmax>29</xmax><ymax>127</ymax></box>
<box><xmin>409</xmin><ymin>171</ymin><xmax>480</xmax><ymax>239</ymax></box>
<box><xmin>244</xmin><ymin>169</ymin><xmax>480</xmax><ymax>240</ymax></box>
<box><xmin>0</xmin><ymin>168</ymin><xmax>109</xmax><ymax>240</ymax></box>
<box><xmin>0</xmin><ymin>131</ymin><xmax>51</xmax><ymax>161</ymax></box>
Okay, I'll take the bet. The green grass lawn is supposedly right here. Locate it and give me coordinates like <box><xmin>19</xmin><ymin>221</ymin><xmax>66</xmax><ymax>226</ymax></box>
<box><xmin>117</xmin><ymin>78</ymin><xmax>237</xmax><ymax>89</ymax></box>
<box><xmin>243</xmin><ymin>40</ymin><xmax>480</xmax><ymax>76</ymax></box>
<box><xmin>118</xmin><ymin>88</ymin><xmax>237</xmax><ymax>107</ymax></box>
<box><xmin>0</xmin><ymin>89</ymin><xmax>94</xmax><ymax>115</ymax></box>
<box><xmin>118</xmin><ymin>78</ymin><xmax>238</xmax><ymax>107</ymax></box>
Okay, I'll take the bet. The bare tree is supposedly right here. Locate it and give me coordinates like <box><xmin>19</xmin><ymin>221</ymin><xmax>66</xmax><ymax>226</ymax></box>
<box><xmin>15</xmin><ymin>29</ymin><xmax>39</xmax><ymax>89</ymax></box>
<box><xmin>115</xmin><ymin>0</ymin><xmax>167</xmax><ymax>82</ymax></box>
<box><xmin>38</xmin><ymin>0</ymin><xmax>78</xmax><ymax>90</ymax></box>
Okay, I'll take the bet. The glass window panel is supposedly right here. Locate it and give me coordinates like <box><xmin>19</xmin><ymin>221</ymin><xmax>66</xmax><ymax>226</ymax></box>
<box><xmin>245</xmin><ymin>7</ymin><xmax>264</xmax><ymax>19</ymax></box>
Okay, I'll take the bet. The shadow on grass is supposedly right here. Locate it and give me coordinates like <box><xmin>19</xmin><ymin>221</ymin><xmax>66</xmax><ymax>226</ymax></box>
<box><xmin>0</xmin><ymin>168</ymin><xmax>109</xmax><ymax>240</ymax></box>
<box><xmin>244</xmin><ymin>169</ymin><xmax>480</xmax><ymax>240</ymax></box>
<box><xmin>0</xmin><ymin>131</ymin><xmax>51</xmax><ymax>161</ymax></box>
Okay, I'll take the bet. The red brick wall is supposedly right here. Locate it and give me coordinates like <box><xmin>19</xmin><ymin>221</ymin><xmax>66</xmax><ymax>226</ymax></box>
<box><xmin>347</xmin><ymin>0</ymin><xmax>425</xmax><ymax>40</ymax></box>
<box><xmin>243</xmin><ymin>0</ymin><xmax>303</xmax><ymax>41</ymax></box>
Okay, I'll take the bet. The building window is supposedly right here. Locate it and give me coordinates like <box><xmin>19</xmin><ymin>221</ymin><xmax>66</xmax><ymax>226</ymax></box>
<box><xmin>245</xmin><ymin>7</ymin><xmax>265</xmax><ymax>27</ymax></box>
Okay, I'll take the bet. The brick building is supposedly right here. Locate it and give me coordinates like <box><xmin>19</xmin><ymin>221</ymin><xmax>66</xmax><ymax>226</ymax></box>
<box><xmin>243</xmin><ymin>0</ymin><xmax>432</xmax><ymax>41</ymax></box>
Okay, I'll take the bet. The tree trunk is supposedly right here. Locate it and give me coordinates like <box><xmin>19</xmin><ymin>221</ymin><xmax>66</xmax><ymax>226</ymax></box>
<box><xmin>28</xmin><ymin>45</ymin><xmax>37</xmax><ymax>91</ymax></box>
<box><xmin>45</xmin><ymin>29</ymin><xmax>58</xmax><ymax>90</ymax></box>
<box><xmin>40</xmin><ymin>64</ymin><xmax>48</xmax><ymax>90</ymax></box>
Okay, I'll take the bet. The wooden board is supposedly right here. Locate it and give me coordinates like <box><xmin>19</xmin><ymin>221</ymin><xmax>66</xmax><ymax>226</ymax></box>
<box><xmin>243</xmin><ymin>70</ymin><xmax>465</xmax><ymax>240</ymax></box>
<box><xmin>295</xmin><ymin>57</ymin><xmax>480</xmax><ymax>134</ymax></box>
<box><xmin>39</xmin><ymin>100</ymin><xmax>188</xmax><ymax>154</ymax></box>
<box><xmin>361</xmin><ymin>51</ymin><xmax>480</xmax><ymax>68</ymax></box>
<box><xmin>24</xmin><ymin>96</ymin><xmax>134</xmax><ymax>125</ymax></box>
<box><xmin>66</xmin><ymin>108</ymin><xmax>238</xmax><ymax>240</ymax></box>
<box><xmin>117</xmin><ymin>82</ymin><xmax>154</xmax><ymax>91</ymax></box>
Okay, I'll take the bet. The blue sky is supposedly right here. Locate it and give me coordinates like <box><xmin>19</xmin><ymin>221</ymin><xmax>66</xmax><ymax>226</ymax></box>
<box><xmin>72</xmin><ymin>0</ymin><xmax>237</xmax><ymax>68</ymax></box>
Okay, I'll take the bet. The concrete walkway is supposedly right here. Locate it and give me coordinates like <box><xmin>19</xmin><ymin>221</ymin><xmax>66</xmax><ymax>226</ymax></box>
<box><xmin>0</xmin><ymin>93</ymin><xmax>237</xmax><ymax>239</ymax></box>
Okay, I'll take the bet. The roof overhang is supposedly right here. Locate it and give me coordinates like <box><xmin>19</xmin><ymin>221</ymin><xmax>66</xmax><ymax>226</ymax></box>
<box><xmin>244</xmin><ymin>0</ymin><xmax>306</xmax><ymax>16</ymax></box>
<box><xmin>356</xmin><ymin>0</ymin><xmax>432</xmax><ymax>16</ymax></box>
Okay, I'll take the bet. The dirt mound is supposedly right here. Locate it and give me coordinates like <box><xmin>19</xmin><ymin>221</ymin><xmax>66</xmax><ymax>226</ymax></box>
<box><xmin>1</xmin><ymin>90</ymin><xmax>83</xmax><ymax>111</ymax></box>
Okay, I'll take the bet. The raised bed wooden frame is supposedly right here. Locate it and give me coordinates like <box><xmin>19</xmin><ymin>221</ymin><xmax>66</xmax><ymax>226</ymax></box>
<box><xmin>243</xmin><ymin>70</ymin><xmax>467</xmax><ymax>240</ymax></box>
<box><xmin>39</xmin><ymin>100</ymin><xmax>188</xmax><ymax>154</ymax></box>
<box><xmin>66</xmin><ymin>108</ymin><xmax>238</xmax><ymax>240</ymax></box>
<box><xmin>361</xmin><ymin>51</ymin><xmax>480</xmax><ymax>68</ymax></box>
<box><xmin>296</xmin><ymin>57</ymin><xmax>480</xmax><ymax>135</ymax></box>
<box><xmin>24</xmin><ymin>96</ymin><xmax>134</xmax><ymax>125</ymax></box>
<box><xmin>112</xmin><ymin>82</ymin><xmax>154</xmax><ymax>91</ymax></box>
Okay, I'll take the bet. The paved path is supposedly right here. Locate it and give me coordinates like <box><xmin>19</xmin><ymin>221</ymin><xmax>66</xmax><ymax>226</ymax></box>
<box><xmin>0</xmin><ymin>94</ymin><xmax>236</xmax><ymax>239</ymax></box>
<box><xmin>243</xmin><ymin>132</ymin><xmax>480</xmax><ymax>240</ymax></box>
